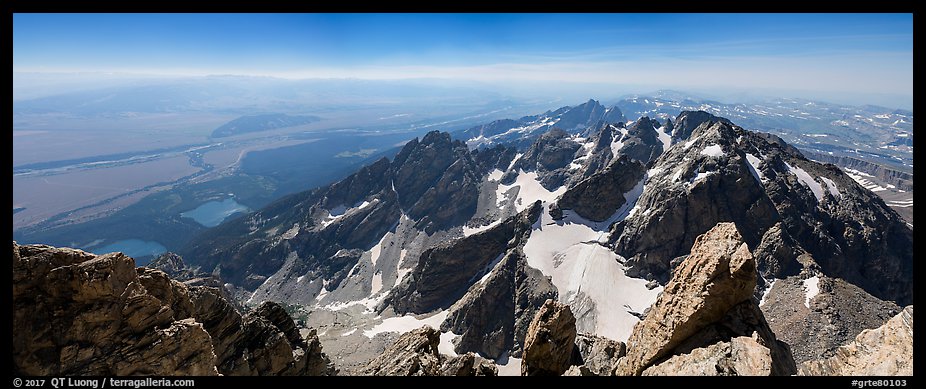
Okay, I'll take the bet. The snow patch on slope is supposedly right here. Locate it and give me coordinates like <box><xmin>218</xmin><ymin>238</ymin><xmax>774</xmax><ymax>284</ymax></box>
<box><xmin>495</xmin><ymin>354</ymin><xmax>522</xmax><ymax>376</ymax></box>
<box><xmin>700</xmin><ymin>144</ymin><xmax>724</xmax><ymax>157</ymax></box>
<box><xmin>323</xmin><ymin>200</ymin><xmax>374</xmax><ymax>228</ymax></box>
<box><xmin>785</xmin><ymin>162</ymin><xmax>825</xmax><ymax>202</ymax></box>
<box><xmin>610</xmin><ymin>126</ymin><xmax>628</xmax><ymax>157</ymax></box>
<box><xmin>369</xmin><ymin>232</ymin><xmax>388</xmax><ymax>267</ymax></box>
<box><xmin>819</xmin><ymin>177</ymin><xmax>841</xmax><ymax>199</ymax></box>
<box><xmin>759</xmin><ymin>279</ymin><xmax>777</xmax><ymax>307</ymax></box>
<box><xmin>523</xmin><ymin>205</ymin><xmax>661</xmax><ymax>342</ymax></box>
<box><xmin>463</xmin><ymin>219</ymin><xmax>502</xmax><ymax>237</ymax></box>
<box><xmin>487</xmin><ymin>169</ymin><xmax>504</xmax><ymax>181</ymax></box>
<box><xmin>363</xmin><ymin>310</ymin><xmax>450</xmax><ymax>338</ymax></box>
<box><xmin>803</xmin><ymin>276</ymin><xmax>820</xmax><ymax>308</ymax></box>
<box><xmin>656</xmin><ymin>125</ymin><xmax>672</xmax><ymax>152</ymax></box>
<box><xmin>496</xmin><ymin>170</ymin><xmax>567</xmax><ymax>212</ymax></box>
<box><xmin>507</xmin><ymin>153</ymin><xmax>523</xmax><ymax>171</ymax></box>
<box><xmin>616</xmin><ymin>176</ymin><xmax>647</xmax><ymax>220</ymax></box>
<box><xmin>438</xmin><ymin>331</ymin><xmax>460</xmax><ymax>357</ymax></box>
<box><xmin>745</xmin><ymin>153</ymin><xmax>766</xmax><ymax>183</ymax></box>
<box><xmin>370</xmin><ymin>272</ymin><xmax>383</xmax><ymax>295</ymax></box>
<box><xmin>683</xmin><ymin>136</ymin><xmax>700</xmax><ymax>150</ymax></box>
<box><xmin>691</xmin><ymin>170</ymin><xmax>716</xmax><ymax>184</ymax></box>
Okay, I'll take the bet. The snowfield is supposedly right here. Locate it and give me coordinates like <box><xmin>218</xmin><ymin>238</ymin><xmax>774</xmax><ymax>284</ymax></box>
<box><xmin>523</xmin><ymin>204</ymin><xmax>662</xmax><ymax>342</ymax></box>
<box><xmin>363</xmin><ymin>310</ymin><xmax>449</xmax><ymax>338</ymax></box>
<box><xmin>495</xmin><ymin>170</ymin><xmax>567</xmax><ymax>212</ymax></box>
<box><xmin>495</xmin><ymin>354</ymin><xmax>522</xmax><ymax>376</ymax></box>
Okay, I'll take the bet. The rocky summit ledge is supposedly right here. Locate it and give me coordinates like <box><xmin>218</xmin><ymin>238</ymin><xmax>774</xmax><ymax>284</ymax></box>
<box><xmin>12</xmin><ymin>241</ymin><xmax>336</xmax><ymax>376</ymax></box>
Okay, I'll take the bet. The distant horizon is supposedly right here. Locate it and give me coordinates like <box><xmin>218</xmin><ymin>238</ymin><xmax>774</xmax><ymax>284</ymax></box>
<box><xmin>13</xmin><ymin>13</ymin><xmax>913</xmax><ymax>109</ymax></box>
<box><xmin>12</xmin><ymin>70</ymin><xmax>913</xmax><ymax>111</ymax></box>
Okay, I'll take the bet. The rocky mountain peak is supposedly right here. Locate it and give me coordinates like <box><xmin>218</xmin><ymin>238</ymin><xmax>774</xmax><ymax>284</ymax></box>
<box><xmin>558</xmin><ymin>99</ymin><xmax>606</xmax><ymax>126</ymax></box>
<box><xmin>630</xmin><ymin>115</ymin><xmax>659</xmax><ymax>132</ymax></box>
<box><xmin>164</xmin><ymin>102</ymin><xmax>909</xmax><ymax>376</ymax></box>
<box><xmin>148</xmin><ymin>252</ymin><xmax>185</xmax><ymax>274</ymax></box>
<box><xmin>421</xmin><ymin>129</ymin><xmax>455</xmax><ymax>146</ymax></box>
<box><xmin>689</xmin><ymin>118</ymin><xmax>737</xmax><ymax>142</ymax></box>
<box><xmin>619</xmin><ymin>116</ymin><xmax>665</xmax><ymax>165</ymax></box>
<box><xmin>616</xmin><ymin>223</ymin><xmax>795</xmax><ymax>376</ymax></box>
<box><xmin>552</xmin><ymin>155</ymin><xmax>645</xmax><ymax>222</ymax></box>
<box><xmin>459</xmin><ymin>99</ymin><xmax>625</xmax><ymax>149</ymax></box>
<box><xmin>511</xmin><ymin>128</ymin><xmax>582</xmax><ymax>186</ymax></box>
<box><xmin>609</xmin><ymin>115</ymin><xmax>912</xmax><ymax>306</ymax></box>
<box><xmin>671</xmin><ymin>110</ymin><xmax>732</xmax><ymax>141</ymax></box>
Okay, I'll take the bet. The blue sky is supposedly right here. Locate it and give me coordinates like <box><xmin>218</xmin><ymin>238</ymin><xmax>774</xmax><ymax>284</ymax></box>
<box><xmin>13</xmin><ymin>13</ymin><xmax>913</xmax><ymax>106</ymax></box>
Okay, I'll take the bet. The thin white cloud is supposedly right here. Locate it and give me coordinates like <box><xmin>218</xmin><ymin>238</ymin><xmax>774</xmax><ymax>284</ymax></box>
<box><xmin>252</xmin><ymin>52</ymin><xmax>910</xmax><ymax>97</ymax></box>
<box><xmin>14</xmin><ymin>51</ymin><xmax>911</xmax><ymax>108</ymax></box>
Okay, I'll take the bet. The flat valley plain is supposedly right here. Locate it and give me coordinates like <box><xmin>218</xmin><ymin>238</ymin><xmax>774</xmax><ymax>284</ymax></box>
<box><xmin>12</xmin><ymin>97</ymin><xmax>553</xmax><ymax>258</ymax></box>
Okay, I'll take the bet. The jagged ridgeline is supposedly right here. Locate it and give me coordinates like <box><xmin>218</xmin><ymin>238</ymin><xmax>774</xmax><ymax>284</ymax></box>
<box><xmin>14</xmin><ymin>100</ymin><xmax>913</xmax><ymax>376</ymax></box>
<box><xmin>176</xmin><ymin>102</ymin><xmax>910</xmax><ymax>372</ymax></box>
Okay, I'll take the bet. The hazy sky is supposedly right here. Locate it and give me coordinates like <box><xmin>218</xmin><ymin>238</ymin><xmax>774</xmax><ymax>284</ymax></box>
<box><xmin>13</xmin><ymin>13</ymin><xmax>913</xmax><ymax>107</ymax></box>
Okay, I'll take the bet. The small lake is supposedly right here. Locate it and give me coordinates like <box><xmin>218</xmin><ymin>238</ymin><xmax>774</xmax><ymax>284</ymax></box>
<box><xmin>181</xmin><ymin>197</ymin><xmax>249</xmax><ymax>227</ymax></box>
<box><xmin>93</xmin><ymin>239</ymin><xmax>167</xmax><ymax>265</ymax></box>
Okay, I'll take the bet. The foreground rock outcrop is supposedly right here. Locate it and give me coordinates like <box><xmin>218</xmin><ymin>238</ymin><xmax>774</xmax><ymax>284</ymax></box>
<box><xmin>362</xmin><ymin>326</ymin><xmax>444</xmax><ymax>376</ymax></box>
<box><xmin>799</xmin><ymin>306</ymin><xmax>913</xmax><ymax>376</ymax></box>
<box><xmin>362</xmin><ymin>326</ymin><xmax>497</xmax><ymax>376</ymax></box>
<box><xmin>521</xmin><ymin>299</ymin><xmax>577</xmax><ymax>376</ymax></box>
<box><xmin>439</xmin><ymin>352</ymin><xmax>498</xmax><ymax>376</ymax></box>
<box><xmin>12</xmin><ymin>242</ymin><xmax>335</xmax><ymax>376</ymax></box>
<box><xmin>641</xmin><ymin>335</ymin><xmax>774</xmax><ymax>376</ymax></box>
<box><xmin>571</xmin><ymin>333</ymin><xmax>625</xmax><ymax>376</ymax></box>
<box><xmin>616</xmin><ymin>223</ymin><xmax>795</xmax><ymax>376</ymax></box>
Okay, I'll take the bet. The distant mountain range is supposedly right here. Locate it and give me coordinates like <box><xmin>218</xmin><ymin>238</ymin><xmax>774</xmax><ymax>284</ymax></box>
<box><xmin>13</xmin><ymin>97</ymin><xmax>914</xmax><ymax>376</ymax></box>
<box><xmin>174</xmin><ymin>101</ymin><xmax>911</xmax><ymax>374</ymax></box>
<box><xmin>459</xmin><ymin>92</ymin><xmax>913</xmax><ymax>172</ymax></box>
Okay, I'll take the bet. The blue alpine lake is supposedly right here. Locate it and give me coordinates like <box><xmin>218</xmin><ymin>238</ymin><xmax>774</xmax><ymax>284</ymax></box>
<box><xmin>93</xmin><ymin>239</ymin><xmax>167</xmax><ymax>265</ymax></box>
<box><xmin>181</xmin><ymin>197</ymin><xmax>249</xmax><ymax>227</ymax></box>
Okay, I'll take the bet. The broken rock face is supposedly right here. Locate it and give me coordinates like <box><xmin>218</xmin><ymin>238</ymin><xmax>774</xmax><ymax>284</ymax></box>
<box><xmin>642</xmin><ymin>335</ymin><xmax>772</xmax><ymax>376</ymax></box>
<box><xmin>12</xmin><ymin>243</ymin><xmax>219</xmax><ymax>376</ymax></box>
<box><xmin>362</xmin><ymin>326</ymin><xmax>444</xmax><ymax>376</ymax></box>
<box><xmin>361</xmin><ymin>325</ymin><xmax>498</xmax><ymax>376</ymax></box>
<box><xmin>615</xmin><ymin>223</ymin><xmax>796</xmax><ymax>376</ymax></box>
<box><xmin>12</xmin><ymin>242</ymin><xmax>334</xmax><ymax>376</ymax></box>
<box><xmin>571</xmin><ymin>333</ymin><xmax>626</xmax><ymax>376</ymax></box>
<box><xmin>521</xmin><ymin>299</ymin><xmax>577</xmax><ymax>376</ymax></box>
<box><xmin>799</xmin><ymin>306</ymin><xmax>913</xmax><ymax>376</ymax></box>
